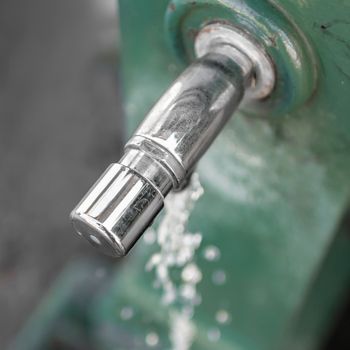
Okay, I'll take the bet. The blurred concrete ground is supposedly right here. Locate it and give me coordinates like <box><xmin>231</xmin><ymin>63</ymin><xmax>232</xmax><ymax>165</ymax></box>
<box><xmin>0</xmin><ymin>0</ymin><xmax>122</xmax><ymax>347</ymax></box>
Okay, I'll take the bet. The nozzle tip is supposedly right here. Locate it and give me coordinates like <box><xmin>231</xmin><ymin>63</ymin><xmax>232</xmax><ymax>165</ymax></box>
<box><xmin>70</xmin><ymin>164</ymin><xmax>163</xmax><ymax>257</ymax></box>
<box><xmin>71</xmin><ymin>211</ymin><xmax>126</xmax><ymax>257</ymax></box>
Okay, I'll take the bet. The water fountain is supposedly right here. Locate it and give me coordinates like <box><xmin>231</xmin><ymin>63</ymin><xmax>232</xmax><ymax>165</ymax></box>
<box><xmin>11</xmin><ymin>1</ymin><xmax>350</xmax><ymax>349</ymax></box>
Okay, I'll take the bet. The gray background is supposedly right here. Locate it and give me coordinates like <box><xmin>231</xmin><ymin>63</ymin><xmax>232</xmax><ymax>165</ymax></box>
<box><xmin>0</xmin><ymin>0</ymin><xmax>122</xmax><ymax>347</ymax></box>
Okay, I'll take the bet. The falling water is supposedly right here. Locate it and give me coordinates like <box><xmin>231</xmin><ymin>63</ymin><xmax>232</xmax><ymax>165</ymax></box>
<box><xmin>146</xmin><ymin>173</ymin><xmax>204</xmax><ymax>350</ymax></box>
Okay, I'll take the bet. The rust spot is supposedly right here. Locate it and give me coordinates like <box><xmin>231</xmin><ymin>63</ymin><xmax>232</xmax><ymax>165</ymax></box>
<box><xmin>201</xmin><ymin>26</ymin><xmax>214</xmax><ymax>34</ymax></box>
<box><xmin>169</xmin><ymin>2</ymin><xmax>176</xmax><ymax>11</ymax></box>
<box><xmin>269</xmin><ymin>35</ymin><xmax>277</xmax><ymax>47</ymax></box>
<box><xmin>187</xmin><ymin>28</ymin><xmax>199</xmax><ymax>40</ymax></box>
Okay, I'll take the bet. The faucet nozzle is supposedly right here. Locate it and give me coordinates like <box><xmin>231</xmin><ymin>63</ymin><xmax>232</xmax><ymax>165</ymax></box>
<box><xmin>70</xmin><ymin>23</ymin><xmax>275</xmax><ymax>257</ymax></box>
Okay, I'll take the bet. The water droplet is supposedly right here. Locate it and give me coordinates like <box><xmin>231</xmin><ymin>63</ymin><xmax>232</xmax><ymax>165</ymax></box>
<box><xmin>120</xmin><ymin>306</ymin><xmax>134</xmax><ymax>320</ymax></box>
<box><xmin>181</xmin><ymin>263</ymin><xmax>202</xmax><ymax>284</ymax></box>
<box><xmin>180</xmin><ymin>284</ymin><xmax>196</xmax><ymax>300</ymax></box>
<box><xmin>192</xmin><ymin>233</ymin><xmax>203</xmax><ymax>247</ymax></box>
<box><xmin>216</xmin><ymin>309</ymin><xmax>230</xmax><ymax>324</ymax></box>
<box><xmin>212</xmin><ymin>270</ymin><xmax>226</xmax><ymax>285</ymax></box>
<box><xmin>146</xmin><ymin>253</ymin><xmax>161</xmax><ymax>271</ymax></box>
<box><xmin>182</xmin><ymin>305</ymin><xmax>195</xmax><ymax>318</ymax></box>
<box><xmin>145</xmin><ymin>332</ymin><xmax>159</xmax><ymax>347</ymax></box>
<box><xmin>162</xmin><ymin>287</ymin><xmax>176</xmax><ymax>305</ymax></box>
<box><xmin>203</xmin><ymin>245</ymin><xmax>221</xmax><ymax>261</ymax></box>
<box><xmin>170</xmin><ymin>311</ymin><xmax>196</xmax><ymax>350</ymax></box>
<box><xmin>207</xmin><ymin>328</ymin><xmax>221</xmax><ymax>342</ymax></box>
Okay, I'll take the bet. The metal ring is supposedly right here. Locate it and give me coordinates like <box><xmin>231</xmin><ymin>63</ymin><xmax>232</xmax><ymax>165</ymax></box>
<box><xmin>195</xmin><ymin>22</ymin><xmax>275</xmax><ymax>100</ymax></box>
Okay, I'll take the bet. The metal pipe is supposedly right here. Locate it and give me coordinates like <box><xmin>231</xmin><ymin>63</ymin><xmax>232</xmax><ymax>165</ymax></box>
<box><xmin>70</xmin><ymin>23</ymin><xmax>275</xmax><ymax>257</ymax></box>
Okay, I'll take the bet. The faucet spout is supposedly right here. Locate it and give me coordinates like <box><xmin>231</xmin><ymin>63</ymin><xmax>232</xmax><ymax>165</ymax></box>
<box><xmin>70</xmin><ymin>23</ymin><xmax>275</xmax><ymax>257</ymax></box>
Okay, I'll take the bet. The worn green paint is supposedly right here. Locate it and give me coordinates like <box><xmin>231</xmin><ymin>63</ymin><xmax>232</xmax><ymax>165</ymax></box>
<box><xmin>11</xmin><ymin>1</ymin><xmax>350</xmax><ymax>350</ymax></box>
<box><xmin>165</xmin><ymin>0</ymin><xmax>318</xmax><ymax>116</ymax></box>
<box><xmin>106</xmin><ymin>0</ymin><xmax>350</xmax><ymax>349</ymax></box>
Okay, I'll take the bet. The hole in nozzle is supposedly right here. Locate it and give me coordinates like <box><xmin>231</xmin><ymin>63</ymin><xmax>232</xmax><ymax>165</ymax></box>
<box><xmin>89</xmin><ymin>234</ymin><xmax>102</xmax><ymax>246</ymax></box>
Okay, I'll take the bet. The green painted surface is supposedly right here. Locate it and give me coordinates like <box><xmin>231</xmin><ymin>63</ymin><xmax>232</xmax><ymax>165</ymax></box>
<box><xmin>98</xmin><ymin>1</ymin><xmax>350</xmax><ymax>349</ymax></box>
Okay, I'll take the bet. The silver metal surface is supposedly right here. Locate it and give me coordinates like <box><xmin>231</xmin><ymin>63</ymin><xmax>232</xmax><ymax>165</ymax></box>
<box><xmin>70</xmin><ymin>23</ymin><xmax>276</xmax><ymax>257</ymax></box>
<box><xmin>195</xmin><ymin>22</ymin><xmax>275</xmax><ymax>100</ymax></box>
<box><xmin>71</xmin><ymin>164</ymin><xmax>163</xmax><ymax>257</ymax></box>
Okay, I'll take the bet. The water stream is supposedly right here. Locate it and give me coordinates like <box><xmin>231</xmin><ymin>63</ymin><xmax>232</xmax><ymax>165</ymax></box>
<box><xmin>145</xmin><ymin>173</ymin><xmax>204</xmax><ymax>350</ymax></box>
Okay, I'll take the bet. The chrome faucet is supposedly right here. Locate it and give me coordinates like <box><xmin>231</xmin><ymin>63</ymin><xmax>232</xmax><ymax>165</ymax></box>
<box><xmin>70</xmin><ymin>23</ymin><xmax>275</xmax><ymax>257</ymax></box>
